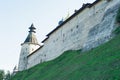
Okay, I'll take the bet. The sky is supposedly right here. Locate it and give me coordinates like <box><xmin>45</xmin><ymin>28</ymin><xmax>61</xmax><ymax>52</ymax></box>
<box><xmin>0</xmin><ymin>0</ymin><xmax>95</xmax><ymax>72</ymax></box>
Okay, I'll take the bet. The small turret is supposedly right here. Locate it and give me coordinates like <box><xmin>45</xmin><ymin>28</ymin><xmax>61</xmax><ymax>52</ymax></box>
<box><xmin>18</xmin><ymin>24</ymin><xmax>40</xmax><ymax>71</ymax></box>
<box><xmin>24</xmin><ymin>24</ymin><xmax>39</xmax><ymax>44</ymax></box>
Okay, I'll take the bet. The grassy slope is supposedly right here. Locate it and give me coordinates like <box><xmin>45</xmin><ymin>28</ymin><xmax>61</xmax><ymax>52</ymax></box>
<box><xmin>11</xmin><ymin>34</ymin><xmax>120</xmax><ymax>80</ymax></box>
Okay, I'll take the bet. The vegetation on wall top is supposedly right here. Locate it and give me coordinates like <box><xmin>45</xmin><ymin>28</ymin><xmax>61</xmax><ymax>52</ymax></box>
<box><xmin>114</xmin><ymin>7</ymin><xmax>120</xmax><ymax>34</ymax></box>
<box><xmin>116</xmin><ymin>7</ymin><xmax>120</xmax><ymax>23</ymax></box>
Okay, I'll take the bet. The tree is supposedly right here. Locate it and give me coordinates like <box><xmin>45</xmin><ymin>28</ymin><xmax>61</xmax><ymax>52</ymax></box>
<box><xmin>4</xmin><ymin>71</ymin><xmax>11</xmax><ymax>80</ymax></box>
<box><xmin>0</xmin><ymin>70</ymin><xmax>4</xmax><ymax>80</ymax></box>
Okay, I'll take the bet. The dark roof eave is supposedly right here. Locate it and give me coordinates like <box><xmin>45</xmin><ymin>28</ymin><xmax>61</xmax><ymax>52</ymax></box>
<box><xmin>41</xmin><ymin>37</ymin><xmax>49</xmax><ymax>43</ymax></box>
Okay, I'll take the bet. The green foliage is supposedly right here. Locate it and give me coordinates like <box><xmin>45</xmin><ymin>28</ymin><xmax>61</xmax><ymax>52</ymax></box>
<box><xmin>0</xmin><ymin>70</ymin><xmax>4</xmax><ymax>80</ymax></box>
<box><xmin>116</xmin><ymin>7</ymin><xmax>120</xmax><ymax>23</ymax></box>
<box><xmin>0</xmin><ymin>70</ymin><xmax>11</xmax><ymax>80</ymax></box>
<box><xmin>113</xmin><ymin>26</ymin><xmax>120</xmax><ymax>34</ymax></box>
<box><xmin>5</xmin><ymin>71</ymin><xmax>11</xmax><ymax>80</ymax></box>
<box><xmin>114</xmin><ymin>8</ymin><xmax>120</xmax><ymax>35</ymax></box>
<box><xmin>11</xmin><ymin>34</ymin><xmax>120</xmax><ymax>80</ymax></box>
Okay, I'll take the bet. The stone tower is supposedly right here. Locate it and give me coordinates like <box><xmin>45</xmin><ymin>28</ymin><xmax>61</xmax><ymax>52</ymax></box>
<box><xmin>18</xmin><ymin>24</ymin><xmax>40</xmax><ymax>71</ymax></box>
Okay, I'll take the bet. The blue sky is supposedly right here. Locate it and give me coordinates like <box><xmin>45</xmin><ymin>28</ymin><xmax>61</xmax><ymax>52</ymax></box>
<box><xmin>0</xmin><ymin>0</ymin><xmax>95</xmax><ymax>72</ymax></box>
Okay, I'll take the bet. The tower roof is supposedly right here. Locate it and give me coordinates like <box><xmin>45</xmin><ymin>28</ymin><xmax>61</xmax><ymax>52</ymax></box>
<box><xmin>23</xmin><ymin>24</ymin><xmax>39</xmax><ymax>44</ymax></box>
<box><xmin>29</xmin><ymin>24</ymin><xmax>36</xmax><ymax>33</ymax></box>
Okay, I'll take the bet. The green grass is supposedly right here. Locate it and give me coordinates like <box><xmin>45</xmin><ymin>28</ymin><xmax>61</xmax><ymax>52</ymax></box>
<box><xmin>11</xmin><ymin>34</ymin><xmax>120</xmax><ymax>80</ymax></box>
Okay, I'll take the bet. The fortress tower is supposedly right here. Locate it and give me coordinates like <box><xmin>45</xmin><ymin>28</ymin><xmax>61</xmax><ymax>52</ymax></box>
<box><xmin>18</xmin><ymin>24</ymin><xmax>40</xmax><ymax>71</ymax></box>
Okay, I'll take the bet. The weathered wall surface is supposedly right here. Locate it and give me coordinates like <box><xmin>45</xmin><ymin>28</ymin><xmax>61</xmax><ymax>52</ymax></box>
<box><xmin>83</xmin><ymin>1</ymin><xmax>120</xmax><ymax>51</ymax></box>
<box><xmin>18</xmin><ymin>43</ymin><xmax>40</xmax><ymax>71</ymax></box>
<box><xmin>27</xmin><ymin>0</ymin><xmax>120</xmax><ymax>69</ymax></box>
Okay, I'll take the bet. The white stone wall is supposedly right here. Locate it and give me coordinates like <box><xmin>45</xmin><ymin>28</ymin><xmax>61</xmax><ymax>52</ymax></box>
<box><xmin>18</xmin><ymin>43</ymin><xmax>40</xmax><ymax>71</ymax></box>
<box><xmin>18</xmin><ymin>44</ymin><xmax>29</xmax><ymax>71</ymax></box>
<box><xmin>27</xmin><ymin>0</ymin><xmax>120</xmax><ymax>69</ymax></box>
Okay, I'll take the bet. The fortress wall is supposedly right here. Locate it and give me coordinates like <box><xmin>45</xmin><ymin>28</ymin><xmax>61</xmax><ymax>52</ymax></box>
<box><xmin>27</xmin><ymin>0</ymin><xmax>120</xmax><ymax>69</ymax></box>
<box><xmin>83</xmin><ymin>0</ymin><xmax>120</xmax><ymax>50</ymax></box>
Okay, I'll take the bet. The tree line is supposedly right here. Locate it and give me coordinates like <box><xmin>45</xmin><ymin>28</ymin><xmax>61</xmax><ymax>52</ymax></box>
<box><xmin>0</xmin><ymin>70</ymin><xmax>11</xmax><ymax>80</ymax></box>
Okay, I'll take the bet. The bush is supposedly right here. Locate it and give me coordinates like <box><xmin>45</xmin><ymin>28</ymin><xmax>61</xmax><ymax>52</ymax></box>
<box><xmin>114</xmin><ymin>7</ymin><xmax>120</xmax><ymax>35</ymax></box>
<box><xmin>116</xmin><ymin>7</ymin><xmax>120</xmax><ymax>23</ymax></box>
<box><xmin>114</xmin><ymin>26</ymin><xmax>120</xmax><ymax>34</ymax></box>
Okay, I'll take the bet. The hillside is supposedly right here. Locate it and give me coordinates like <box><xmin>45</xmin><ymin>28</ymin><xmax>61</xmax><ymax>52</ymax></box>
<box><xmin>11</xmin><ymin>33</ymin><xmax>120</xmax><ymax>80</ymax></box>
